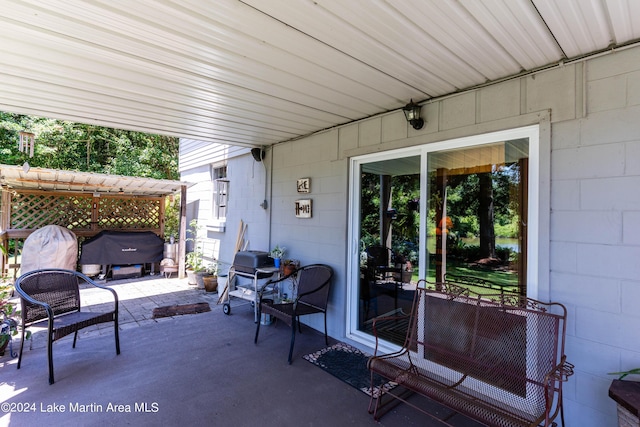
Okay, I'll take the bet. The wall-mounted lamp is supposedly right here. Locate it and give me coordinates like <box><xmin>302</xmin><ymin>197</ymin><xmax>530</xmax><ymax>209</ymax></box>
<box><xmin>402</xmin><ymin>99</ymin><xmax>424</xmax><ymax>130</ymax></box>
<box><xmin>251</xmin><ymin>147</ymin><xmax>265</xmax><ymax>162</ymax></box>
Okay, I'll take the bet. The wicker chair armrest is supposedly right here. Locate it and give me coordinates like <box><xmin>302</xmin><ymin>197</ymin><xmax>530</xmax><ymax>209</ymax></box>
<box><xmin>78</xmin><ymin>273</ymin><xmax>119</xmax><ymax>305</ymax></box>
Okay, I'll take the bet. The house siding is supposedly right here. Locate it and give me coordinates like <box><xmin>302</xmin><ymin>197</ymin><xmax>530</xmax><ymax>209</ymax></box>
<box><xmin>181</xmin><ymin>45</ymin><xmax>640</xmax><ymax>427</ymax></box>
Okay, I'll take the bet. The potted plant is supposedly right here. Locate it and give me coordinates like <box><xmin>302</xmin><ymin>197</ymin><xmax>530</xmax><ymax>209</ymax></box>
<box><xmin>283</xmin><ymin>259</ymin><xmax>299</xmax><ymax>276</ymax></box>
<box><xmin>202</xmin><ymin>261</ymin><xmax>219</xmax><ymax>293</ymax></box>
<box><xmin>186</xmin><ymin>219</ymin><xmax>205</xmax><ymax>285</ymax></box>
<box><xmin>1</xmin><ymin>277</ymin><xmax>31</xmax><ymax>357</ymax></box>
<box><xmin>269</xmin><ymin>245</ymin><xmax>286</xmax><ymax>268</ymax></box>
<box><xmin>393</xmin><ymin>243</ymin><xmax>417</xmax><ymax>284</ymax></box>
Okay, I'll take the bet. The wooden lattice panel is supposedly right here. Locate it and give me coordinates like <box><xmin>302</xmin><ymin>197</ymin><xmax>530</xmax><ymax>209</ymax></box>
<box><xmin>98</xmin><ymin>197</ymin><xmax>160</xmax><ymax>229</ymax></box>
<box><xmin>11</xmin><ymin>193</ymin><xmax>92</xmax><ymax>230</ymax></box>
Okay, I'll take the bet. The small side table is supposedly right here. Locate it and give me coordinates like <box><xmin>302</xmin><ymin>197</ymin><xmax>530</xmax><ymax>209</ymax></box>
<box><xmin>609</xmin><ymin>379</ymin><xmax>640</xmax><ymax>427</ymax></box>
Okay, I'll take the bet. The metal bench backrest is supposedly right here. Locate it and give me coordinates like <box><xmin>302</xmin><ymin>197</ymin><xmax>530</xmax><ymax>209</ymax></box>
<box><xmin>16</xmin><ymin>270</ymin><xmax>82</xmax><ymax>325</ymax></box>
<box><xmin>406</xmin><ymin>284</ymin><xmax>567</xmax><ymax>418</ymax></box>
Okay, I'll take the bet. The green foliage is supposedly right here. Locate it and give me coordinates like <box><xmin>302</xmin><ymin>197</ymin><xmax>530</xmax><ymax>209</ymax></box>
<box><xmin>269</xmin><ymin>245</ymin><xmax>286</xmax><ymax>259</ymax></box>
<box><xmin>1</xmin><ymin>279</ymin><xmax>31</xmax><ymax>350</ymax></box>
<box><xmin>164</xmin><ymin>195</ymin><xmax>181</xmax><ymax>241</ymax></box>
<box><xmin>609</xmin><ymin>368</ymin><xmax>640</xmax><ymax>380</ymax></box>
<box><xmin>186</xmin><ymin>220</ymin><xmax>205</xmax><ymax>272</ymax></box>
<box><xmin>0</xmin><ymin>112</ymin><xmax>179</xmax><ymax>179</ymax></box>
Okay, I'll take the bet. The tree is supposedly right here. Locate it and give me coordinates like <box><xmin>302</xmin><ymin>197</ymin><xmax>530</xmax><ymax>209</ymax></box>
<box><xmin>0</xmin><ymin>112</ymin><xmax>179</xmax><ymax>180</ymax></box>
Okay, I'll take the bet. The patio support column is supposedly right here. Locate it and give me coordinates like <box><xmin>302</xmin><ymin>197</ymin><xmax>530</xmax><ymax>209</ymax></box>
<box><xmin>178</xmin><ymin>185</ymin><xmax>187</xmax><ymax>279</ymax></box>
<box><xmin>0</xmin><ymin>188</ymin><xmax>10</xmax><ymax>275</ymax></box>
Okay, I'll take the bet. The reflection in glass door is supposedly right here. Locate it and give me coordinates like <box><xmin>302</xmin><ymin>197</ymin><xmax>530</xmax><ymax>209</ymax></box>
<box><xmin>427</xmin><ymin>139</ymin><xmax>529</xmax><ymax>295</ymax></box>
<box><xmin>357</xmin><ymin>155</ymin><xmax>421</xmax><ymax>346</ymax></box>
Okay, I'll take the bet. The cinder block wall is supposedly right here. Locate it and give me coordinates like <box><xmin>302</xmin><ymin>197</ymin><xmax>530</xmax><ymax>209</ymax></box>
<box><xmin>268</xmin><ymin>46</ymin><xmax>640</xmax><ymax>427</ymax></box>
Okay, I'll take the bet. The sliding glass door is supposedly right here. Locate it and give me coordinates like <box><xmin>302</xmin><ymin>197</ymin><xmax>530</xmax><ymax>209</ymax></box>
<box><xmin>348</xmin><ymin>126</ymin><xmax>538</xmax><ymax>348</ymax></box>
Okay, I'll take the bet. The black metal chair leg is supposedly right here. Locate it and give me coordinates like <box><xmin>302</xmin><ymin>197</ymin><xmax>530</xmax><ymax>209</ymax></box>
<box><xmin>254</xmin><ymin>304</ymin><xmax>262</xmax><ymax>344</ymax></box>
<box><xmin>323</xmin><ymin>313</ymin><xmax>328</xmax><ymax>345</ymax></box>
<box><xmin>288</xmin><ymin>318</ymin><xmax>297</xmax><ymax>364</ymax></box>
<box><xmin>17</xmin><ymin>327</ymin><xmax>25</xmax><ymax>369</ymax></box>
<box><xmin>73</xmin><ymin>330</ymin><xmax>78</xmax><ymax>348</ymax></box>
<box><xmin>48</xmin><ymin>332</ymin><xmax>55</xmax><ymax>384</ymax></box>
<box><xmin>115</xmin><ymin>326</ymin><xmax>120</xmax><ymax>355</ymax></box>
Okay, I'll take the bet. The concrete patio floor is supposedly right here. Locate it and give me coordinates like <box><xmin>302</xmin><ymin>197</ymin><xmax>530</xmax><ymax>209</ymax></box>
<box><xmin>0</xmin><ymin>275</ymin><xmax>480</xmax><ymax>427</ymax></box>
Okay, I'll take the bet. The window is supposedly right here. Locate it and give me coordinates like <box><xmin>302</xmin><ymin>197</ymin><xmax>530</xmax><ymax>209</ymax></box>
<box><xmin>211</xmin><ymin>166</ymin><xmax>228</xmax><ymax>220</ymax></box>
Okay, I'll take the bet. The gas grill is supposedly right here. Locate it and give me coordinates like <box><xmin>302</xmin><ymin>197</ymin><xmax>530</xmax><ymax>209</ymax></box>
<box><xmin>223</xmin><ymin>250</ymin><xmax>278</xmax><ymax>321</ymax></box>
<box><xmin>79</xmin><ymin>230</ymin><xmax>164</xmax><ymax>279</ymax></box>
<box><xmin>232</xmin><ymin>250</ymin><xmax>274</xmax><ymax>275</ymax></box>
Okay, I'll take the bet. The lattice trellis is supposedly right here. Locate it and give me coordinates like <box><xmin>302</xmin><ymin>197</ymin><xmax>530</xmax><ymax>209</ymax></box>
<box><xmin>11</xmin><ymin>193</ymin><xmax>93</xmax><ymax>230</ymax></box>
<box><xmin>9</xmin><ymin>192</ymin><xmax>161</xmax><ymax>231</ymax></box>
<box><xmin>98</xmin><ymin>197</ymin><xmax>160</xmax><ymax>229</ymax></box>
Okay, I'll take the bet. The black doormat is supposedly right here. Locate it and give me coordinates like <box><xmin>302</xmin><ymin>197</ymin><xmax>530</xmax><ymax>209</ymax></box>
<box><xmin>152</xmin><ymin>302</ymin><xmax>211</xmax><ymax>319</ymax></box>
<box><xmin>303</xmin><ymin>342</ymin><xmax>397</xmax><ymax>398</ymax></box>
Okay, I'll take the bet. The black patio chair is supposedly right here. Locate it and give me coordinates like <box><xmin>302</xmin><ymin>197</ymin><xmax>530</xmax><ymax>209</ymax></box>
<box><xmin>254</xmin><ymin>264</ymin><xmax>333</xmax><ymax>363</ymax></box>
<box><xmin>14</xmin><ymin>268</ymin><xmax>120</xmax><ymax>384</ymax></box>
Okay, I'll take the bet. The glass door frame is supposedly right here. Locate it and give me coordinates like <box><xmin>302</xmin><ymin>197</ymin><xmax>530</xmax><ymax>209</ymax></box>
<box><xmin>346</xmin><ymin>125</ymin><xmax>540</xmax><ymax>351</ymax></box>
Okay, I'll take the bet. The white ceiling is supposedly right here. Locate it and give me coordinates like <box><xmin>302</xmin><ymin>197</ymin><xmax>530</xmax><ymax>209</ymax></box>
<box><xmin>1</xmin><ymin>0</ymin><xmax>639</xmax><ymax>149</ymax></box>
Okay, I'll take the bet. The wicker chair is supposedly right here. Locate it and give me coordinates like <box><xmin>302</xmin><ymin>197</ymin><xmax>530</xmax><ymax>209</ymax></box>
<box><xmin>14</xmin><ymin>269</ymin><xmax>120</xmax><ymax>384</ymax></box>
<box><xmin>254</xmin><ymin>264</ymin><xmax>333</xmax><ymax>363</ymax></box>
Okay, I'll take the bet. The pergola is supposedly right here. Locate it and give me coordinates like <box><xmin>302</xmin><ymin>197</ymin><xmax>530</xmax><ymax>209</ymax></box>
<box><xmin>0</xmin><ymin>164</ymin><xmax>190</xmax><ymax>279</ymax></box>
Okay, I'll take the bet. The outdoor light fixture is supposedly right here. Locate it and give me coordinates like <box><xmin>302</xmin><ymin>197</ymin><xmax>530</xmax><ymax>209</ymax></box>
<box><xmin>251</xmin><ymin>147</ymin><xmax>265</xmax><ymax>162</ymax></box>
<box><xmin>402</xmin><ymin>99</ymin><xmax>424</xmax><ymax>130</ymax></box>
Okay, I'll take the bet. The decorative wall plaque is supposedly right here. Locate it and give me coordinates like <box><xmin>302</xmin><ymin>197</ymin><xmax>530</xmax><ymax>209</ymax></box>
<box><xmin>295</xmin><ymin>199</ymin><xmax>312</xmax><ymax>218</ymax></box>
<box><xmin>297</xmin><ymin>177</ymin><xmax>311</xmax><ymax>193</ymax></box>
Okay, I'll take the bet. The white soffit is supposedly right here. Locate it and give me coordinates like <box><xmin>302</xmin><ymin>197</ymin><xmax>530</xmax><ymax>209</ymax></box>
<box><xmin>0</xmin><ymin>0</ymin><xmax>639</xmax><ymax>149</ymax></box>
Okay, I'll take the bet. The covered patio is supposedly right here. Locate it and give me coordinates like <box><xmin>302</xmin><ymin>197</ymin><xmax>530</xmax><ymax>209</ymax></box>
<box><xmin>3</xmin><ymin>2</ymin><xmax>640</xmax><ymax>425</ymax></box>
<box><xmin>0</xmin><ymin>275</ymin><xmax>479</xmax><ymax>426</ymax></box>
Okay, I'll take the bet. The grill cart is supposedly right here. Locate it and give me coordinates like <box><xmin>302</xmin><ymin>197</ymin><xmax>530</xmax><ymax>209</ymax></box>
<box><xmin>223</xmin><ymin>251</ymin><xmax>279</xmax><ymax>322</ymax></box>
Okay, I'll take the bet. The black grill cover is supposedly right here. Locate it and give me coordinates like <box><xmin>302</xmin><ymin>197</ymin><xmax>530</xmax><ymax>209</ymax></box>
<box><xmin>79</xmin><ymin>231</ymin><xmax>164</xmax><ymax>265</ymax></box>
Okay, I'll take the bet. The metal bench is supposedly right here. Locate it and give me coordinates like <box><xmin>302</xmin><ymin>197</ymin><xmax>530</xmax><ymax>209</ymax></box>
<box><xmin>367</xmin><ymin>280</ymin><xmax>574</xmax><ymax>426</ymax></box>
<box><xmin>15</xmin><ymin>269</ymin><xmax>120</xmax><ymax>384</ymax></box>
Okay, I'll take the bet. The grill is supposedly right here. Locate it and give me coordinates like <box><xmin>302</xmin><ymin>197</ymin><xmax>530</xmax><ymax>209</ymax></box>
<box><xmin>232</xmin><ymin>250</ymin><xmax>274</xmax><ymax>276</ymax></box>
<box><xmin>79</xmin><ymin>230</ymin><xmax>164</xmax><ymax>266</ymax></box>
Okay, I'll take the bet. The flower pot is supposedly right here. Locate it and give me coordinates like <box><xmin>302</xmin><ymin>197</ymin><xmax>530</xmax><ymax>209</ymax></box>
<box><xmin>203</xmin><ymin>275</ymin><xmax>218</xmax><ymax>292</ymax></box>
<box><xmin>284</xmin><ymin>264</ymin><xmax>297</xmax><ymax>276</ymax></box>
<box><xmin>402</xmin><ymin>271</ymin><xmax>413</xmax><ymax>283</ymax></box>
<box><xmin>195</xmin><ymin>272</ymin><xmax>207</xmax><ymax>289</ymax></box>
<box><xmin>186</xmin><ymin>269</ymin><xmax>197</xmax><ymax>285</ymax></box>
